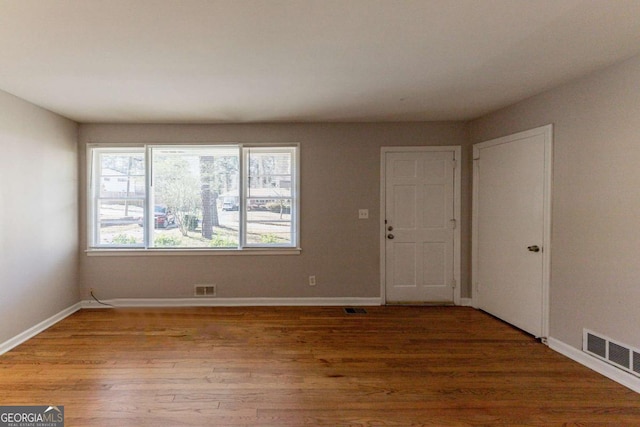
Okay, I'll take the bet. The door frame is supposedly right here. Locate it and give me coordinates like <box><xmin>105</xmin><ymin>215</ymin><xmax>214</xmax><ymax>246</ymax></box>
<box><xmin>380</xmin><ymin>146</ymin><xmax>462</xmax><ymax>305</ymax></box>
<box><xmin>472</xmin><ymin>124</ymin><xmax>553</xmax><ymax>338</ymax></box>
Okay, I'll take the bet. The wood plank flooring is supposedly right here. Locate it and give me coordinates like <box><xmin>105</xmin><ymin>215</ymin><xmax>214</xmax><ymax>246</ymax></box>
<box><xmin>0</xmin><ymin>306</ymin><xmax>639</xmax><ymax>426</ymax></box>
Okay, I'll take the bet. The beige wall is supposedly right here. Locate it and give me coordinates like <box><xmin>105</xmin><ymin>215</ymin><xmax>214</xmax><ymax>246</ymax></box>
<box><xmin>0</xmin><ymin>90</ymin><xmax>79</xmax><ymax>343</ymax></box>
<box><xmin>78</xmin><ymin>122</ymin><xmax>471</xmax><ymax>300</ymax></box>
<box><xmin>470</xmin><ymin>54</ymin><xmax>640</xmax><ymax>350</ymax></box>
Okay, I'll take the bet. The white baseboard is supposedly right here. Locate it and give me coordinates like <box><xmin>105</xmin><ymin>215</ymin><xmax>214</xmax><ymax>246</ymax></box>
<box><xmin>0</xmin><ymin>302</ymin><xmax>83</xmax><ymax>356</ymax></box>
<box><xmin>548</xmin><ymin>336</ymin><xmax>640</xmax><ymax>394</ymax></box>
<box><xmin>82</xmin><ymin>297</ymin><xmax>382</xmax><ymax>309</ymax></box>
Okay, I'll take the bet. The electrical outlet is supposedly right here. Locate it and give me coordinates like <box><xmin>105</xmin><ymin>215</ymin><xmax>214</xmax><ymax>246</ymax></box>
<box><xmin>358</xmin><ymin>209</ymin><xmax>369</xmax><ymax>219</ymax></box>
<box><xmin>308</xmin><ymin>275</ymin><xmax>316</xmax><ymax>286</ymax></box>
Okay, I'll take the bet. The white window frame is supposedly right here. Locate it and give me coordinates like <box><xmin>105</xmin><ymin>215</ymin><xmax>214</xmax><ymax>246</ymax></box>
<box><xmin>87</xmin><ymin>143</ymin><xmax>300</xmax><ymax>256</ymax></box>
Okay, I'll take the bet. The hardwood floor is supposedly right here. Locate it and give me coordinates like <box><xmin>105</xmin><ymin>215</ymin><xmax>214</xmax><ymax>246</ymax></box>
<box><xmin>0</xmin><ymin>306</ymin><xmax>639</xmax><ymax>426</ymax></box>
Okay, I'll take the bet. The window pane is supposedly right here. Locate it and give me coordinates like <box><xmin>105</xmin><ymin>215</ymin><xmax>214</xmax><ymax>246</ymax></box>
<box><xmin>96</xmin><ymin>200</ymin><xmax>144</xmax><ymax>246</ymax></box>
<box><xmin>91</xmin><ymin>148</ymin><xmax>145</xmax><ymax>248</ymax></box>
<box><xmin>245</xmin><ymin>147</ymin><xmax>296</xmax><ymax>247</ymax></box>
<box><xmin>247</xmin><ymin>151</ymin><xmax>293</xmax><ymax>198</ymax></box>
<box><xmin>152</xmin><ymin>146</ymin><xmax>239</xmax><ymax>248</ymax></box>
<box><xmin>98</xmin><ymin>152</ymin><xmax>145</xmax><ymax>198</ymax></box>
<box><xmin>246</xmin><ymin>199</ymin><xmax>292</xmax><ymax>245</ymax></box>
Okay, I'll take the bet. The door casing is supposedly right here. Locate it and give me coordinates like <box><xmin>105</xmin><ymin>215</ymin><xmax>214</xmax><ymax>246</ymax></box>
<box><xmin>380</xmin><ymin>146</ymin><xmax>462</xmax><ymax>305</ymax></box>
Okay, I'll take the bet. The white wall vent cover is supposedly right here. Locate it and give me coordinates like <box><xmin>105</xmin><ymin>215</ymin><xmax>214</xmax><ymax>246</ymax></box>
<box><xmin>584</xmin><ymin>329</ymin><xmax>640</xmax><ymax>378</ymax></box>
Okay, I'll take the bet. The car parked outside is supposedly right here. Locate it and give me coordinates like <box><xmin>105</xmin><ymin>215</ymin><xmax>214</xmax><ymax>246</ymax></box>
<box><xmin>154</xmin><ymin>205</ymin><xmax>175</xmax><ymax>228</ymax></box>
<box><xmin>136</xmin><ymin>205</ymin><xmax>176</xmax><ymax>228</ymax></box>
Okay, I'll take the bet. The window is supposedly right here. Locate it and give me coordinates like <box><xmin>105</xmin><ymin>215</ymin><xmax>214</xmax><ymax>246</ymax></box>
<box><xmin>88</xmin><ymin>144</ymin><xmax>298</xmax><ymax>251</ymax></box>
<box><xmin>245</xmin><ymin>147</ymin><xmax>296</xmax><ymax>246</ymax></box>
<box><xmin>91</xmin><ymin>148</ymin><xmax>146</xmax><ymax>246</ymax></box>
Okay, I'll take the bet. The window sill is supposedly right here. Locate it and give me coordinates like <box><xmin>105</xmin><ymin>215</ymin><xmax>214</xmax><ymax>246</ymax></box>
<box><xmin>85</xmin><ymin>248</ymin><xmax>302</xmax><ymax>257</ymax></box>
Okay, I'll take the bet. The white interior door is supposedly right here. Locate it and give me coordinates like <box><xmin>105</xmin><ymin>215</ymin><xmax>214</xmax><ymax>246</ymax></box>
<box><xmin>382</xmin><ymin>148</ymin><xmax>460</xmax><ymax>304</ymax></box>
<box><xmin>473</xmin><ymin>125</ymin><xmax>552</xmax><ymax>338</ymax></box>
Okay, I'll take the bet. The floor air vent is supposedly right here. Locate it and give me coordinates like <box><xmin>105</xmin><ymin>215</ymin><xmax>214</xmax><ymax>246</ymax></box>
<box><xmin>583</xmin><ymin>329</ymin><xmax>640</xmax><ymax>378</ymax></box>
<box><xmin>344</xmin><ymin>307</ymin><xmax>367</xmax><ymax>315</ymax></box>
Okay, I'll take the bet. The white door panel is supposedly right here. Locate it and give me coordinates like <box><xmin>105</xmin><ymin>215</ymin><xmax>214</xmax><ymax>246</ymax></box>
<box><xmin>394</xmin><ymin>185</ymin><xmax>416</xmax><ymax>228</ymax></box>
<box><xmin>392</xmin><ymin>242</ymin><xmax>417</xmax><ymax>287</ymax></box>
<box><xmin>473</xmin><ymin>125</ymin><xmax>552</xmax><ymax>337</ymax></box>
<box><xmin>422</xmin><ymin>185</ymin><xmax>446</xmax><ymax>227</ymax></box>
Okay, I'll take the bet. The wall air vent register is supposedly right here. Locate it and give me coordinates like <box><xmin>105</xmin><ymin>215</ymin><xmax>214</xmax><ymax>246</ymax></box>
<box><xmin>584</xmin><ymin>329</ymin><xmax>640</xmax><ymax>378</ymax></box>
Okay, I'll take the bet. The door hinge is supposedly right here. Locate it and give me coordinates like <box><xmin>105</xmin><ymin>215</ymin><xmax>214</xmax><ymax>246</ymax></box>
<box><xmin>451</xmin><ymin>279</ymin><xmax>457</xmax><ymax>289</ymax></box>
<box><xmin>450</xmin><ymin>219</ymin><xmax>457</xmax><ymax>229</ymax></box>
<box><xmin>452</xmin><ymin>159</ymin><xmax>457</xmax><ymax>169</ymax></box>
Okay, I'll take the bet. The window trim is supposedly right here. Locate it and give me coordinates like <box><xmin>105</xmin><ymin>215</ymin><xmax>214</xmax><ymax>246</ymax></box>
<box><xmin>86</xmin><ymin>142</ymin><xmax>301</xmax><ymax>254</ymax></box>
<box><xmin>85</xmin><ymin>248</ymin><xmax>302</xmax><ymax>256</ymax></box>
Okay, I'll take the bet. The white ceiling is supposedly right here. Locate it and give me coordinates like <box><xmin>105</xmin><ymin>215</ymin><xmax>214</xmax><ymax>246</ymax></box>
<box><xmin>2</xmin><ymin>0</ymin><xmax>640</xmax><ymax>123</ymax></box>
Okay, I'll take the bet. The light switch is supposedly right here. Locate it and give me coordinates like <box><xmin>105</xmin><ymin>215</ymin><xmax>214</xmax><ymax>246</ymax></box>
<box><xmin>358</xmin><ymin>209</ymin><xmax>369</xmax><ymax>219</ymax></box>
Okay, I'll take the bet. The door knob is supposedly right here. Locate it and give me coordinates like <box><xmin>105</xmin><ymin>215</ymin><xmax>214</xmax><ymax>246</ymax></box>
<box><xmin>527</xmin><ymin>245</ymin><xmax>541</xmax><ymax>252</ymax></box>
<box><xmin>387</xmin><ymin>234</ymin><xmax>394</xmax><ymax>240</ymax></box>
